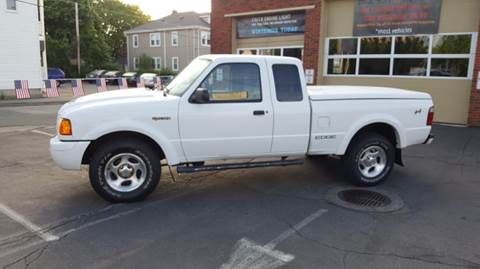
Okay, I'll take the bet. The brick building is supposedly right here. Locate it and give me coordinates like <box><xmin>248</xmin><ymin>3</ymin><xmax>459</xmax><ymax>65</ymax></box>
<box><xmin>211</xmin><ymin>0</ymin><xmax>480</xmax><ymax>126</ymax></box>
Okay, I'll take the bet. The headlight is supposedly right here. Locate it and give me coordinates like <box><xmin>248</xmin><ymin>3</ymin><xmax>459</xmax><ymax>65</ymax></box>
<box><xmin>59</xmin><ymin>118</ymin><xmax>72</xmax><ymax>136</ymax></box>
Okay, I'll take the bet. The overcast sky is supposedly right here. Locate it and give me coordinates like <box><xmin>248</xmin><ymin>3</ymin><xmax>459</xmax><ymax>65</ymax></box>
<box><xmin>120</xmin><ymin>0</ymin><xmax>212</xmax><ymax>19</ymax></box>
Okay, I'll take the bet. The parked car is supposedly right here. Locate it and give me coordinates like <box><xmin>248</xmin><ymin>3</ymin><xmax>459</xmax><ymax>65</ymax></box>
<box><xmin>102</xmin><ymin>71</ymin><xmax>123</xmax><ymax>85</ymax></box>
<box><xmin>122</xmin><ymin>72</ymin><xmax>139</xmax><ymax>87</ymax></box>
<box><xmin>47</xmin><ymin>68</ymin><xmax>65</xmax><ymax>87</ymax></box>
<box><xmin>86</xmin><ymin>69</ymin><xmax>107</xmax><ymax>84</ymax></box>
<box><xmin>140</xmin><ymin>73</ymin><xmax>157</xmax><ymax>89</ymax></box>
<box><xmin>159</xmin><ymin>75</ymin><xmax>174</xmax><ymax>87</ymax></box>
<box><xmin>50</xmin><ymin>55</ymin><xmax>435</xmax><ymax>202</ymax></box>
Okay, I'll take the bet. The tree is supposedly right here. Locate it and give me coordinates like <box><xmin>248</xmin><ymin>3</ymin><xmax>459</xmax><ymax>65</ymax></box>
<box><xmin>97</xmin><ymin>0</ymin><xmax>150</xmax><ymax>65</ymax></box>
<box><xmin>44</xmin><ymin>0</ymin><xmax>150</xmax><ymax>76</ymax></box>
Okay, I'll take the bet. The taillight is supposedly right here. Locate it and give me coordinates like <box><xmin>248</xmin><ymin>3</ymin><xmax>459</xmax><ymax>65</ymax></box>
<box><xmin>427</xmin><ymin>106</ymin><xmax>434</xmax><ymax>126</ymax></box>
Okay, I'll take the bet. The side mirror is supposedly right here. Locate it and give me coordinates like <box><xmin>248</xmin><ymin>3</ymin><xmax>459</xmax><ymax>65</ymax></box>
<box><xmin>190</xmin><ymin>88</ymin><xmax>210</xmax><ymax>103</ymax></box>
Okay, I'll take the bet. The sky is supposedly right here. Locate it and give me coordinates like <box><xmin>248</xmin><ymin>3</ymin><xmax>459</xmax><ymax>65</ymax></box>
<box><xmin>120</xmin><ymin>0</ymin><xmax>211</xmax><ymax>19</ymax></box>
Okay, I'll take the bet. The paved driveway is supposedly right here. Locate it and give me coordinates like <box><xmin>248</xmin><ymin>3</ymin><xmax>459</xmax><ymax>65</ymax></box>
<box><xmin>0</xmin><ymin>104</ymin><xmax>479</xmax><ymax>269</ymax></box>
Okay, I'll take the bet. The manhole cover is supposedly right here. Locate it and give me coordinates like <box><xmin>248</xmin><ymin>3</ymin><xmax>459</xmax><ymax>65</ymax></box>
<box><xmin>326</xmin><ymin>187</ymin><xmax>404</xmax><ymax>212</ymax></box>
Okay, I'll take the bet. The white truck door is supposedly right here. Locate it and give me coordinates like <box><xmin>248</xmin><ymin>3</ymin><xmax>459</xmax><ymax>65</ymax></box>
<box><xmin>179</xmin><ymin>60</ymin><xmax>274</xmax><ymax>161</ymax></box>
<box><xmin>268</xmin><ymin>60</ymin><xmax>310</xmax><ymax>155</ymax></box>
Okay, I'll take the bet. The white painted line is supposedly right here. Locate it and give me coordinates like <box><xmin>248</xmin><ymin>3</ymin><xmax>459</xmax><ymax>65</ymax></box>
<box><xmin>221</xmin><ymin>208</ymin><xmax>328</xmax><ymax>269</ymax></box>
<box><xmin>264</xmin><ymin>209</ymin><xmax>328</xmax><ymax>250</ymax></box>
<box><xmin>0</xmin><ymin>239</ymin><xmax>45</xmax><ymax>259</ymax></box>
<box><xmin>0</xmin><ymin>203</ymin><xmax>59</xmax><ymax>242</ymax></box>
<box><xmin>31</xmin><ymin>129</ymin><xmax>55</xmax><ymax>137</ymax></box>
<box><xmin>57</xmin><ymin>207</ymin><xmax>142</xmax><ymax>237</ymax></box>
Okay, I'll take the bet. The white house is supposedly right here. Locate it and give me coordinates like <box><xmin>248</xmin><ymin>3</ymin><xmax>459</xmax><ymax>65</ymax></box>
<box><xmin>0</xmin><ymin>0</ymin><xmax>47</xmax><ymax>90</ymax></box>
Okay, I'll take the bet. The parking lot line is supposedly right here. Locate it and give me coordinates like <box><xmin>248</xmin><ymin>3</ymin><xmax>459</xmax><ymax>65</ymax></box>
<box><xmin>31</xmin><ymin>129</ymin><xmax>55</xmax><ymax>137</ymax></box>
<box><xmin>0</xmin><ymin>203</ymin><xmax>59</xmax><ymax>242</ymax></box>
<box><xmin>264</xmin><ymin>208</ymin><xmax>328</xmax><ymax>250</ymax></box>
<box><xmin>221</xmin><ymin>209</ymin><xmax>328</xmax><ymax>269</ymax></box>
<box><xmin>56</xmin><ymin>207</ymin><xmax>142</xmax><ymax>238</ymax></box>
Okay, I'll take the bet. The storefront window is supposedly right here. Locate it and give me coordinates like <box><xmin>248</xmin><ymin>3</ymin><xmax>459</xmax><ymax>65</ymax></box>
<box><xmin>395</xmin><ymin>36</ymin><xmax>429</xmax><ymax>54</ymax></box>
<box><xmin>393</xmin><ymin>59</ymin><xmax>427</xmax><ymax>76</ymax></box>
<box><xmin>325</xmin><ymin>33</ymin><xmax>476</xmax><ymax>79</ymax></box>
<box><xmin>237</xmin><ymin>47</ymin><xmax>303</xmax><ymax>60</ymax></box>
<box><xmin>283</xmin><ymin>48</ymin><xmax>303</xmax><ymax>60</ymax></box>
<box><xmin>360</xmin><ymin>37</ymin><xmax>391</xmax><ymax>54</ymax></box>
<box><xmin>359</xmin><ymin>59</ymin><xmax>390</xmax><ymax>75</ymax></box>
<box><xmin>327</xmin><ymin>59</ymin><xmax>356</xmax><ymax>75</ymax></box>
<box><xmin>430</xmin><ymin>59</ymin><xmax>469</xmax><ymax>77</ymax></box>
<box><xmin>239</xmin><ymin>49</ymin><xmax>257</xmax><ymax>55</ymax></box>
<box><xmin>432</xmin><ymin>34</ymin><xmax>471</xmax><ymax>54</ymax></box>
<box><xmin>328</xmin><ymin>38</ymin><xmax>357</xmax><ymax>55</ymax></box>
<box><xmin>259</xmin><ymin>48</ymin><xmax>281</xmax><ymax>56</ymax></box>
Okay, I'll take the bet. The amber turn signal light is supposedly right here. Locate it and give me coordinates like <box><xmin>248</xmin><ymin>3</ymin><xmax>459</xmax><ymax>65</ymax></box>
<box><xmin>59</xmin><ymin>118</ymin><xmax>72</xmax><ymax>135</ymax></box>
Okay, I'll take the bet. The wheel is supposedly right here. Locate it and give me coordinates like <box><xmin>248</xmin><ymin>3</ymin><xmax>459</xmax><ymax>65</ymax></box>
<box><xmin>342</xmin><ymin>133</ymin><xmax>395</xmax><ymax>186</ymax></box>
<box><xmin>89</xmin><ymin>139</ymin><xmax>161</xmax><ymax>202</ymax></box>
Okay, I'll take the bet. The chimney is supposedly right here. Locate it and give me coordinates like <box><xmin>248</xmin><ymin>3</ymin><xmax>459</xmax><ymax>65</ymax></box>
<box><xmin>171</xmin><ymin>10</ymin><xmax>178</xmax><ymax>15</ymax></box>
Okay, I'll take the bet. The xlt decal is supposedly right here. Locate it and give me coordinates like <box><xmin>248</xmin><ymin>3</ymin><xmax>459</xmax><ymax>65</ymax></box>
<box><xmin>315</xmin><ymin>135</ymin><xmax>336</xmax><ymax>140</ymax></box>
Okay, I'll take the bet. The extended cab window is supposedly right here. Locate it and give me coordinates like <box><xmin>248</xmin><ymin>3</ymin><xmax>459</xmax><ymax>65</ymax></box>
<box><xmin>272</xmin><ymin>64</ymin><xmax>303</xmax><ymax>102</ymax></box>
<box><xmin>199</xmin><ymin>63</ymin><xmax>262</xmax><ymax>102</ymax></box>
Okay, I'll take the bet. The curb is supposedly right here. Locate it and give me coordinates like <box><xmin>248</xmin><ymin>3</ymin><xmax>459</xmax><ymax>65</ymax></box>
<box><xmin>0</xmin><ymin>100</ymin><xmax>69</xmax><ymax>108</ymax></box>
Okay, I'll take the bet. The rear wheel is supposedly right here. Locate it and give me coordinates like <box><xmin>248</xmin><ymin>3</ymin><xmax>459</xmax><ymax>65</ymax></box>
<box><xmin>89</xmin><ymin>139</ymin><xmax>161</xmax><ymax>202</ymax></box>
<box><xmin>342</xmin><ymin>133</ymin><xmax>395</xmax><ymax>186</ymax></box>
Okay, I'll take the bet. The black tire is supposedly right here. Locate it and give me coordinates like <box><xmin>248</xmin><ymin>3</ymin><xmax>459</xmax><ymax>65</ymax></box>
<box><xmin>89</xmin><ymin>138</ymin><xmax>161</xmax><ymax>203</ymax></box>
<box><xmin>342</xmin><ymin>133</ymin><xmax>395</xmax><ymax>186</ymax></box>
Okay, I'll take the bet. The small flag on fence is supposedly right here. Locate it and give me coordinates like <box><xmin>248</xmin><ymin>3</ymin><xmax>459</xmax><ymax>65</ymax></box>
<box><xmin>136</xmin><ymin>78</ymin><xmax>145</xmax><ymax>88</ymax></box>
<box><xmin>14</xmin><ymin>80</ymin><xmax>31</xmax><ymax>99</ymax></box>
<box><xmin>71</xmin><ymin>79</ymin><xmax>85</xmax><ymax>96</ymax></box>
<box><xmin>43</xmin><ymin>80</ymin><xmax>59</xmax><ymax>97</ymax></box>
<box><xmin>154</xmin><ymin>76</ymin><xmax>162</xmax><ymax>89</ymax></box>
<box><xmin>96</xmin><ymin>78</ymin><xmax>107</xmax><ymax>92</ymax></box>
<box><xmin>118</xmin><ymin>78</ymin><xmax>128</xmax><ymax>89</ymax></box>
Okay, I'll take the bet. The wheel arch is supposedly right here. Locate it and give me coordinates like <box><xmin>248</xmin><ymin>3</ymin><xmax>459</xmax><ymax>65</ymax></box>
<box><xmin>82</xmin><ymin>131</ymin><xmax>165</xmax><ymax>165</ymax></box>
<box><xmin>339</xmin><ymin>121</ymin><xmax>404</xmax><ymax>165</ymax></box>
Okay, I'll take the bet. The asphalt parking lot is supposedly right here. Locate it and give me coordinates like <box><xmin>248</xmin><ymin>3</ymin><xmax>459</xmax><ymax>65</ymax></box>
<box><xmin>0</xmin><ymin>103</ymin><xmax>480</xmax><ymax>269</ymax></box>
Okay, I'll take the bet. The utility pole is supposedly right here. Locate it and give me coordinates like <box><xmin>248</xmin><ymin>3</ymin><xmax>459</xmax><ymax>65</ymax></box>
<box><xmin>75</xmin><ymin>2</ymin><xmax>81</xmax><ymax>75</ymax></box>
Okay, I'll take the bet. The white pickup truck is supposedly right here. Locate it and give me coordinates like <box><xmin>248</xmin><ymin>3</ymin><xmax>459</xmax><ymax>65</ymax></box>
<box><xmin>50</xmin><ymin>55</ymin><xmax>434</xmax><ymax>202</ymax></box>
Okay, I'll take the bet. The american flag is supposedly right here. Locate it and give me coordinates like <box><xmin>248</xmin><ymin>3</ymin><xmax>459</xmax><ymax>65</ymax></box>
<box><xmin>118</xmin><ymin>78</ymin><xmax>128</xmax><ymax>89</ymax></box>
<box><xmin>44</xmin><ymin>80</ymin><xmax>59</xmax><ymax>97</ymax></box>
<box><xmin>14</xmin><ymin>80</ymin><xmax>31</xmax><ymax>99</ymax></box>
<box><xmin>96</xmin><ymin>78</ymin><xmax>107</xmax><ymax>92</ymax></box>
<box><xmin>154</xmin><ymin>76</ymin><xmax>162</xmax><ymax>89</ymax></box>
<box><xmin>71</xmin><ymin>79</ymin><xmax>85</xmax><ymax>96</ymax></box>
<box><xmin>136</xmin><ymin>78</ymin><xmax>145</xmax><ymax>88</ymax></box>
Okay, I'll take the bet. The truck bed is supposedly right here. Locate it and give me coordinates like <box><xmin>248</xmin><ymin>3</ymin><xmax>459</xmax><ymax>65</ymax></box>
<box><xmin>307</xmin><ymin>86</ymin><xmax>431</xmax><ymax>100</ymax></box>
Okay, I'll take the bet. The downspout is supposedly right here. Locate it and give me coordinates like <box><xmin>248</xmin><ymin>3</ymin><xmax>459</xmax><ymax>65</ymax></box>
<box><xmin>163</xmin><ymin>31</ymin><xmax>167</xmax><ymax>68</ymax></box>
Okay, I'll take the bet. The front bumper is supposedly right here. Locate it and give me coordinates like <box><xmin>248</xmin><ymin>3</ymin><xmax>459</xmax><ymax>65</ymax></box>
<box><xmin>50</xmin><ymin>136</ymin><xmax>90</xmax><ymax>170</ymax></box>
<box><xmin>423</xmin><ymin>134</ymin><xmax>435</xmax><ymax>145</ymax></box>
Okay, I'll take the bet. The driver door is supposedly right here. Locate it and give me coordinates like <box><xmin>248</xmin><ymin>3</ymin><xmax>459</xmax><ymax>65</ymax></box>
<box><xmin>178</xmin><ymin>60</ymin><xmax>274</xmax><ymax>161</ymax></box>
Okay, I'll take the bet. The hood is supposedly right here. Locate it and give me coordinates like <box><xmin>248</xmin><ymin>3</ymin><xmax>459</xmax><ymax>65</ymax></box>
<box><xmin>307</xmin><ymin>86</ymin><xmax>431</xmax><ymax>101</ymax></box>
<box><xmin>73</xmin><ymin>88</ymin><xmax>155</xmax><ymax>104</ymax></box>
<box><xmin>59</xmin><ymin>89</ymin><xmax>164</xmax><ymax>115</ymax></box>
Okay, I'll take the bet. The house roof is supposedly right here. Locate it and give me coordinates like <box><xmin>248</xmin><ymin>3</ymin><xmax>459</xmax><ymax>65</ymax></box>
<box><xmin>125</xmin><ymin>11</ymin><xmax>210</xmax><ymax>34</ymax></box>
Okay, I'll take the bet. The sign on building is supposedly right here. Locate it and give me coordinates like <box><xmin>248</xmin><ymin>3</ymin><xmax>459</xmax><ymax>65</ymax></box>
<box><xmin>353</xmin><ymin>0</ymin><xmax>442</xmax><ymax>36</ymax></box>
<box><xmin>237</xmin><ymin>12</ymin><xmax>305</xmax><ymax>38</ymax></box>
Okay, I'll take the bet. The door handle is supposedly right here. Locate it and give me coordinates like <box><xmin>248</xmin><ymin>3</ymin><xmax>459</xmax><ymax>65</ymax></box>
<box><xmin>253</xmin><ymin>110</ymin><xmax>265</xmax><ymax>116</ymax></box>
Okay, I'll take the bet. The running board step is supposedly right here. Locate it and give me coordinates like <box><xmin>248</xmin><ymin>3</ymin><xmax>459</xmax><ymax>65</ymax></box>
<box><xmin>176</xmin><ymin>159</ymin><xmax>304</xmax><ymax>173</ymax></box>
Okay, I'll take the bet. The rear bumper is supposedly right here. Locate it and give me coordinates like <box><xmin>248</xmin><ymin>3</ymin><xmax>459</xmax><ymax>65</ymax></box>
<box><xmin>423</xmin><ymin>134</ymin><xmax>435</xmax><ymax>145</ymax></box>
<box><xmin>50</xmin><ymin>136</ymin><xmax>90</xmax><ymax>170</ymax></box>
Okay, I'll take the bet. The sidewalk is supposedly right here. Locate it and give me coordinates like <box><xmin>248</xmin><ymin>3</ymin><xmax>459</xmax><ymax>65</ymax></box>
<box><xmin>0</xmin><ymin>82</ymin><xmax>111</xmax><ymax>107</ymax></box>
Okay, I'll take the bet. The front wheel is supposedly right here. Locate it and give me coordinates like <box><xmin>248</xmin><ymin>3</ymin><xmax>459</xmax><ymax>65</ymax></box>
<box><xmin>342</xmin><ymin>133</ymin><xmax>395</xmax><ymax>186</ymax></box>
<box><xmin>89</xmin><ymin>139</ymin><xmax>161</xmax><ymax>202</ymax></box>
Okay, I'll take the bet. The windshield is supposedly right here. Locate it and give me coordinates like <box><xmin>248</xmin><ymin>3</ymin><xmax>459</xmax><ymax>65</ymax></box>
<box><xmin>167</xmin><ymin>58</ymin><xmax>211</xmax><ymax>96</ymax></box>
